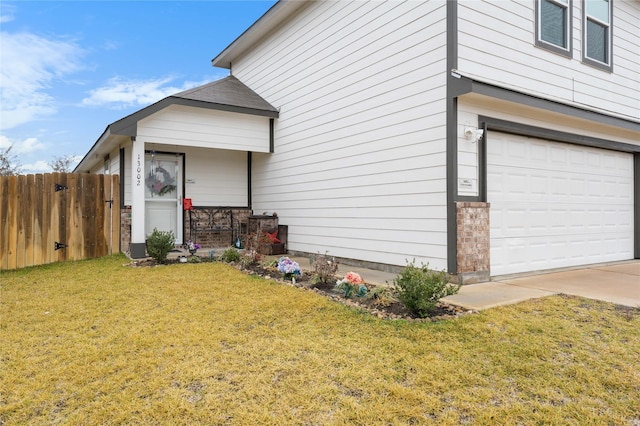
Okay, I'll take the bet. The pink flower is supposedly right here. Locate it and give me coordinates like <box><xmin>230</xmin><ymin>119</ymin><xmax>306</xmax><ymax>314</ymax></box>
<box><xmin>344</xmin><ymin>272</ymin><xmax>364</xmax><ymax>284</ymax></box>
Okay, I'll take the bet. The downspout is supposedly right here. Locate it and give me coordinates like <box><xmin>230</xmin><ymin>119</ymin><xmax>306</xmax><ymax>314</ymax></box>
<box><xmin>269</xmin><ymin>118</ymin><xmax>275</xmax><ymax>153</ymax></box>
<box><xmin>248</xmin><ymin>152</ymin><xmax>252</xmax><ymax>210</ymax></box>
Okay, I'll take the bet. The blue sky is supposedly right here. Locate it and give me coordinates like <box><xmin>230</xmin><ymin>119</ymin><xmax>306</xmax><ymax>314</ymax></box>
<box><xmin>0</xmin><ymin>0</ymin><xmax>277</xmax><ymax>173</ymax></box>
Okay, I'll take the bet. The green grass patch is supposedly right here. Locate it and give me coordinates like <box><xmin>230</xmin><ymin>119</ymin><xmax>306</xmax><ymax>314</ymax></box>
<box><xmin>1</xmin><ymin>255</ymin><xmax>639</xmax><ymax>424</ymax></box>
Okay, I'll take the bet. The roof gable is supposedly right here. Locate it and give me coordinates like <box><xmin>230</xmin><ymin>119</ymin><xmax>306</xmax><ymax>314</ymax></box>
<box><xmin>75</xmin><ymin>75</ymin><xmax>277</xmax><ymax>172</ymax></box>
<box><xmin>107</xmin><ymin>75</ymin><xmax>278</xmax><ymax>136</ymax></box>
<box><xmin>173</xmin><ymin>75</ymin><xmax>278</xmax><ymax>113</ymax></box>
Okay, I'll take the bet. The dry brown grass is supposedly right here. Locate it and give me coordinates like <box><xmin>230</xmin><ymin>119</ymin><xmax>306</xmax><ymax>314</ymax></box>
<box><xmin>1</xmin><ymin>255</ymin><xmax>639</xmax><ymax>425</ymax></box>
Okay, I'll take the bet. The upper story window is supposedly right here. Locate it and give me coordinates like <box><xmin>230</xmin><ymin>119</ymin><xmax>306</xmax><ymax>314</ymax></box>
<box><xmin>583</xmin><ymin>0</ymin><xmax>613</xmax><ymax>71</ymax></box>
<box><xmin>536</xmin><ymin>0</ymin><xmax>573</xmax><ymax>57</ymax></box>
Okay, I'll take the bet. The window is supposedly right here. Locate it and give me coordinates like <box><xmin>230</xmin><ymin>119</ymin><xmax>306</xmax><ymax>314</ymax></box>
<box><xmin>536</xmin><ymin>0</ymin><xmax>572</xmax><ymax>57</ymax></box>
<box><xmin>583</xmin><ymin>0</ymin><xmax>612</xmax><ymax>70</ymax></box>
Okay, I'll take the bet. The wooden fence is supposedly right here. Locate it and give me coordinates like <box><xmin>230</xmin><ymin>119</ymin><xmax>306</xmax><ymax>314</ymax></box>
<box><xmin>0</xmin><ymin>173</ymin><xmax>120</xmax><ymax>270</ymax></box>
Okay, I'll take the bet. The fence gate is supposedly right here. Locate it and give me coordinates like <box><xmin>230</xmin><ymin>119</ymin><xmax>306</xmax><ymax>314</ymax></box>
<box><xmin>0</xmin><ymin>173</ymin><xmax>120</xmax><ymax>270</ymax></box>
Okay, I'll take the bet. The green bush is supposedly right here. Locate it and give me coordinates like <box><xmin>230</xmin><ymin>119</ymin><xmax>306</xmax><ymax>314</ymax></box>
<box><xmin>146</xmin><ymin>228</ymin><xmax>175</xmax><ymax>264</ymax></box>
<box><xmin>393</xmin><ymin>260</ymin><xmax>460</xmax><ymax>318</ymax></box>
<box><xmin>219</xmin><ymin>247</ymin><xmax>240</xmax><ymax>263</ymax></box>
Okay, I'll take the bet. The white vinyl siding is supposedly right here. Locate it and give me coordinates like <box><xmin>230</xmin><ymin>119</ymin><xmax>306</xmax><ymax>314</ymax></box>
<box><xmin>183</xmin><ymin>147</ymin><xmax>247</xmax><ymax>207</ymax></box>
<box><xmin>137</xmin><ymin>104</ymin><xmax>271</xmax><ymax>153</ymax></box>
<box><xmin>231</xmin><ymin>1</ymin><xmax>449</xmax><ymax>269</ymax></box>
<box><xmin>457</xmin><ymin>0</ymin><xmax>640</xmax><ymax>120</ymax></box>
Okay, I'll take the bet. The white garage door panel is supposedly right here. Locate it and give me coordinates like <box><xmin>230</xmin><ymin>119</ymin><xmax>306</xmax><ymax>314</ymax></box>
<box><xmin>488</xmin><ymin>133</ymin><xmax>634</xmax><ymax>276</ymax></box>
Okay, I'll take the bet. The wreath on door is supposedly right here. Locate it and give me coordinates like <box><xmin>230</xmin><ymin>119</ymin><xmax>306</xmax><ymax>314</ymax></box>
<box><xmin>146</xmin><ymin>165</ymin><xmax>176</xmax><ymax>196</ymax></box>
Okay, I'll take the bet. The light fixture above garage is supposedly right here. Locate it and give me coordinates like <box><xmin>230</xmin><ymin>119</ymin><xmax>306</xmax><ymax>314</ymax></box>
<box><xmin>464</xmin><ymin>127</ymin><xmax>484</xmax><ymax>143</ymax></box>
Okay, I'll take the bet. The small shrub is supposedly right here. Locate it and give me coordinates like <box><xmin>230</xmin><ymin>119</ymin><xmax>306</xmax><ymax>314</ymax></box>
<box><xmin>367</xmin><ymin>286</ymin><xmax>397</xmax><ymax>308</ymax></box>
<box><xmin>219</xmin><ymin>247</ymin><xmax>241</xmax><ymax>263</ymax></box>
<box><xmin>146</xmin><ymin>228</ymin><xmax>175</xmax><ymax>264</ymax></box>
<box><xmin>239</xmin><ymin>251</ymin><xmax>260</xmax><ymax>269</ymax></box>
<box><xmin>310</xmin><ymin>252</ymin><xmax>339</xmax><ymax>286</ymax></box>
<box><xmin>393</xmin><ymin>260</ymin><xmax>460</xmax><ymax>318</ymax></box>
<box><xmin>262</xmin><ymin>258</ymin><xmax>278</xmax><ymax>271</ymax></box>
<box><xmin>188</xmin><ymin>255</ymin><xmax>201</xmax><ymax>263</ymax></box>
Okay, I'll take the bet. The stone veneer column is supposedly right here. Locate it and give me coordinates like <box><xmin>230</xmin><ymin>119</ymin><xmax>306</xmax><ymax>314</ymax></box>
<box><xmin>456</xmin><ymin>202</ymin><xmax>490</xmax><ymax>284</ymax></box>
<box><xmin>120</xmin><ymin>206</ymin><xmax>132</xmax><ymax>255</ymax></box>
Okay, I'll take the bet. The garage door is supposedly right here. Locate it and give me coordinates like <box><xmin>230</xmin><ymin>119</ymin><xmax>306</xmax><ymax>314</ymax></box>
<box><xmin>488</xmin><ymin>132</ymin><xmax>634</xmax><ymax>276</ymax></box>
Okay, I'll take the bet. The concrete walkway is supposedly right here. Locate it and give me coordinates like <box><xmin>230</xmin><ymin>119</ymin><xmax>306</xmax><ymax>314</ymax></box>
<box><xmin>444</xmin><ymin>261</ymin><xmax>640</xmax><ymax>310</ymax></box>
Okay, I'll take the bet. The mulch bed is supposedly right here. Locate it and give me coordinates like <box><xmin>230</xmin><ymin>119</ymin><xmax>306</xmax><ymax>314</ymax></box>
<box><xmin>125</xmin><ymin>257</ymin><xmax>475</xmax><ymax>322</ymax></box>
<box><xmin>238</xmin><ymin>264</ymin><xmax>474</xmax><ymax>322</ymax></box>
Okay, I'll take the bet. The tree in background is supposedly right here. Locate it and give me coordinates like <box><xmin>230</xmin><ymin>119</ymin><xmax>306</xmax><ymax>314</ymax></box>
<box><xmin>48</xmin><ymin>155</ymin><xmax>77</xmax><ymax>173</ymax></box>
<box><xmin>0</xmin><ymin>145</ymin><xmax>22</xmax><ymax>176</ymax></box>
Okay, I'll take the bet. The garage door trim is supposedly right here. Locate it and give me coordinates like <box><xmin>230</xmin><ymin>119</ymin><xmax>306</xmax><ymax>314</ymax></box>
<box><xmin>477</xmin><ymin>116</ymin><xmax>640</xmax><ymax>265</ymax></box>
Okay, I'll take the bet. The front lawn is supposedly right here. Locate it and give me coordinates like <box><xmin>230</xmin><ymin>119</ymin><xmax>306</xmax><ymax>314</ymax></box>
<box><xmin>1</xmin><ymin>255</ymin><xmax>638</xmax><ymax>425</ymax></box>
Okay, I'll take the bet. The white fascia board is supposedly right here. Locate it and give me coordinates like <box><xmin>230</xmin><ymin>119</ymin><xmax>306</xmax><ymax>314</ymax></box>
<box><xmin>211</xmin><ymin>0</ymin><xmax>308</xmax><ymax>69</ymax></box>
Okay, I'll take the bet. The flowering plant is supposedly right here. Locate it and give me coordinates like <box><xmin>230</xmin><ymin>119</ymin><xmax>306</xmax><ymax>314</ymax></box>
<box><xmin>186</xmin><ymin>240</ymin><xmax>201</xmax><ymax>254</ymax></box>
<box><xmin>335</xmin><ymin>272</ymin><xmax>367</xmax><ymax>298</ymax></box>
<box><xmin>277</xmin><ymin>256</ymin><xmax>301</xmax><ymax>280</ymax></box>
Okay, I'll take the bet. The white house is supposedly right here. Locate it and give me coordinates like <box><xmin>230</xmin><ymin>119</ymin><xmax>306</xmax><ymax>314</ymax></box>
<box><xmin>77</xmin><ymin>0</ymin><xmax>640</xmax><ymax>283</ymax></box>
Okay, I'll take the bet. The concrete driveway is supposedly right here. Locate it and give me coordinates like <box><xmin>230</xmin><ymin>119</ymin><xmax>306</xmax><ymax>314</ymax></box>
<box><xmin>444</xmin><ymin>260</ymin><xmax>640</xmax><ymax>310</ymax></box>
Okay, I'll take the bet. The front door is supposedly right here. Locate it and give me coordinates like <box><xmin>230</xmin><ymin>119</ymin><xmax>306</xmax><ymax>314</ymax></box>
<box><xmin>144</xmin><ymin>153</ymin><xmax>183</xmax><ymax>243</ymax></box>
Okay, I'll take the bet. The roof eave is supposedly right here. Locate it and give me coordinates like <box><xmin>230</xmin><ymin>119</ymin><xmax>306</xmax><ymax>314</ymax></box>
<box><xmin>211</xmin><ymin>0</ymin><xmax>308</xmax><ymax>69</ymax></box>
<box><xmin>73</xmin><ymin>127</ymin><xmax>113</xmax><ymax>173</ymax></box>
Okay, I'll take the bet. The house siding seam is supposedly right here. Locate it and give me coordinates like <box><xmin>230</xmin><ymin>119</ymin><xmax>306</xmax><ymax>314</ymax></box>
<box><xmin>229</xmin><ymin>1</ymin><xmax>450</xmax><ymax>270</ymax></box>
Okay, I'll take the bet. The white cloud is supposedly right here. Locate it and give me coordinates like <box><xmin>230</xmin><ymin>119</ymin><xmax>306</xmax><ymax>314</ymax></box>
<box><xmin>0</xmin><ymin>4</ymin><xmax>16</xmax><ymax>23</ymax></box>
<box><xmin>81</xmin><ymin>76</ymin><xmax>211</xmax><ymax>109</ymax></box>
<box><xmin>0</xmin><ymin>31</ymin><xmax>84</xmax><ymax>129</ymax></box>
<box><xmin>0</xmin><ymin>134</ymin><xmax>46</xmax><ymax>153</ymax></box>
<box><xmin>22</xmin><ymin>160</ymin><xmax>51</xmax><ymax>174</ymax></box>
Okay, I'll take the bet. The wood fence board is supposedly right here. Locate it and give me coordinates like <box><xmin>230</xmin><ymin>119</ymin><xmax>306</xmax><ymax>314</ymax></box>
<box><xmin>24</xmin><ymin>174</ymin><xmax>35</xmax><ymax>267</ymax></box>
<box><xmin>111</xmin><ymin>174</ymin><xmax>120</xmax><ymax>254</ymax></box>
<box><xmin>57</xmin><ymin>173</ymin><xmax>68</xmax><ymax>263</ymax></box>
<box><xmin>1</xmin><ymin>172</ymin><xmax>120</xmax><ymax>270</ymax></box>
<box><xmin>102</xmin><ymin>175</ymin><xmax>111</xmax><ymax>255</ymax></box>
<box><xmin>16</xmin><ymin>175</ymin><xmax>26</xmax><ymax>269</ymax></box>
<box><xmin>82</xmin><ymin>175</ymin><xmax>97</xmax><ymax>257</ymax></box>
<box><xmin>33</xmin><ymin>174</ymin><xmax>44</xmax><ymax>266</ymax></box>
<box><xmin>6</xmin><ymin>176</ymin><xmax>18</xmax><ymax>270</ymax></box>
<box><xmin>43</xmin><ymin>173</ymin><xmax>54</xmax><ymax>265</ymax></box>
<box><xmin>65</xmin><ymin>173</ymin><xmax>76</xmax><ymax>260</ymax></box>
<box><xmin>0</xmin><ymin>177</ymin><xmax>8</xmax><ymax>270</ymax></box>
<box><xmin>95</xmin><ymin>174</ymin><xmax>105</xmax><ymax>257</ymax></box>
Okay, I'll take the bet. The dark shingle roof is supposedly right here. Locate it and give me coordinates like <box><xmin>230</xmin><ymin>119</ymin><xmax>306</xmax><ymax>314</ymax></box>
<box><xmin>172</xmin><ymin>75</ymin><xmax>278</xmax><ymax>114</ymax></box>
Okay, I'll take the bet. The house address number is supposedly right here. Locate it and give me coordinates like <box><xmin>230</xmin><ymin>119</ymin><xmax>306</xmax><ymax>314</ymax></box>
<box><xmin>136</xmin><ymin>154</ymin><xmax>142</xmax><ymax>186</ymax></box>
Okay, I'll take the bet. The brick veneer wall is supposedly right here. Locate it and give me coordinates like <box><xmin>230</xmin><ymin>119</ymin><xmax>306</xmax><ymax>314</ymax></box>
<box><xmin>456</xmin><ymin>202</ymin><xmax>490</xmax><ymax>284</ymax></box>
<box><xmin>121</xmin><ymin>206</ymin><xmax>132</xmax><ymax>255</ymax></box>
<box><xmin>184</xmin><ymin>208</ymin><xmax>252</xmax><ymax>248</ymax></box>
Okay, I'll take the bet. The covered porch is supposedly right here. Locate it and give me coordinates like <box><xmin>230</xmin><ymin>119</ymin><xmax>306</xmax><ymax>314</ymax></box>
<box><xmin>75</xmin><ymin>76</ymin><xmax>279</xmax><ymax>258</ymax></box>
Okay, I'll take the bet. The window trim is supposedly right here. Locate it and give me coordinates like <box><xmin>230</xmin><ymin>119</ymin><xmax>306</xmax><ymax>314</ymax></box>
<box><xmin>582</xmin><ymin>0</ymin><xmax>613</xmax><ymax>71</ymax></box>
<box><xmin>535</xmin><ymin>0</ymin><xmax>573</xmax><ymax>58</ymax></box>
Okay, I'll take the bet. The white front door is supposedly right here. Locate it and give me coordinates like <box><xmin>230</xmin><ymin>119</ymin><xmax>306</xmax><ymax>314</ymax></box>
<box><xmin>145</xmin><ymin>153</ymin><xmax>183</xmax><ymax>243</ymax></box>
